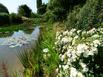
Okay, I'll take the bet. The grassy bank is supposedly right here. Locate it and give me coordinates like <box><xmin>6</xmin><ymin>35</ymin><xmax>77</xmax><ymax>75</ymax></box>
<box><xmin>11</xmin><ymin>22</ymin><xmax>61</xmax><ymax>77</ymax></box>
<box><xmin>0</xmin><ymin>23</ymin><xmax>36</xmax><ymax>37</ymax></box>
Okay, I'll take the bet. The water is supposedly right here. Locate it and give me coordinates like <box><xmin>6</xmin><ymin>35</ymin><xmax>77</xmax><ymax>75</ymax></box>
<box><xmin>0</xmin><ymin>26</ymin><xmax>40</xmax><ymax>77</ymax></box>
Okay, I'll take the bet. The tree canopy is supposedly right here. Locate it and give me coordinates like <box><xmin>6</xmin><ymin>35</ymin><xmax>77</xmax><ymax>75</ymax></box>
<box><xmin>0</xmin><ymin>3</ymin><xmax>9</xmax><ymax>13</ymax></box>
<box><xmin>18</xmin><ymin>4</ymin><xmax>32</xmax><ymax>17</ymax></box>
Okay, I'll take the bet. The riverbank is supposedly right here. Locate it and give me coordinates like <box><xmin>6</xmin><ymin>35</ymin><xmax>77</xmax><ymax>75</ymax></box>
<box><xmin>0</xmin><ymin>24</ymin><xmax>34</xmax><ymax>37</ymax></box>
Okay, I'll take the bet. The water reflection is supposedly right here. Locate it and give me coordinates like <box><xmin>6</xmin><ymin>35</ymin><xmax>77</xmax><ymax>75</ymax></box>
<box><xmin>0</xmin><ymin>26</ymin><xmax>40</xmax><ymax>77</ymax></box>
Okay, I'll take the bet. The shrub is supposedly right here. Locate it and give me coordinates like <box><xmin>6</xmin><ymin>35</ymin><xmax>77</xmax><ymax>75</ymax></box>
<box><xmin>31</xmin><ymin>12</ymin><xmax>41</xmax><ymax>18</ymax></box>
<box><xmin>10</xmin><ymin>13</ymin><xmax>23</xmax><ymax>24</ymax></box>
<box><xmin>55</xmin><ymin>28</ymin><xmax>103</xmax><ymax>77</ymax></box>
<box><xmin>52</xmin><ymin>7</ymin><xmax>67</xmax><ymax>21</ymax></box>
<box><xmin>47</xmin><ymin>0</ymin><xmax>86</xmax><ymax>21</ymax></box>
<box><xmin>65</xmin><ymin>6</ymin><xmax>81</xmax><ymax>29</ymax></box>
<box><xmin>43</xmin><ymin>11</ymin><xmax>56</xmax><ymax>23</ymax></box>
<box><xmin>44</xmin><ymin>7</ymin><xmax>66</xmax><ymax>22</ymax></box>
<box><xmin>0</xmin><ymin>13</ymin><xmax>10</xmax><ymax>26</ymax></box>
<box><xmin>66</xmin><ymin>0</ymin><xmax>103</xmax><ymax>30</ymax></box>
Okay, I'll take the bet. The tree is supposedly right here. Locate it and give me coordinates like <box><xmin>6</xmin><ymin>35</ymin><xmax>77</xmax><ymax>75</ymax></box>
<box><xmin>36</xmin><ymin>0</ymin><xmax>42</xmax><ymax>14</ymax></box>
<box><xmin>38</xmin><ymin>3</ymin><xmax>47</xmax><ymax>15</ymax></box>
<box><xmin>0</xmin><ymin>3</ymin><xmax>9</xmax><ymax>13</ymax></box>
<box><xmin>10</xmin><ymin>13</ymin><xmax>23</xmax><ymax>24</ymax></box>
<box><xmin>48</xmin><ymin>0</ymin><xmax>86</xmax><ymax>11</ymax></box>
<box><xmin>46</xmin><ymin>0</ymin><xmax>86</xmax><ymax>21</ymax></box>
<box><xmin>0</xmin><ymin>13</ymin><xmax>10</xmax><ymax>26</ymax></box>
<box><xmin>18</xmin><ymin>4</ymin><xmax>32</xmax><ymax>17</ymax></box>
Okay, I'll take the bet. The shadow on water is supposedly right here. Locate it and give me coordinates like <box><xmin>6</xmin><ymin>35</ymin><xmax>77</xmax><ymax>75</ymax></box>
<box><xmin>0</xmin><ymin>26</ymin><xmax>40</xmax><ymax>77</ymax></box>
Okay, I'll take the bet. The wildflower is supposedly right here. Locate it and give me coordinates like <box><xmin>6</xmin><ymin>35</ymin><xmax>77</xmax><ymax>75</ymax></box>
<box><xmin>66</xmin><ymin>49</ymin><xmax>72</xmax><ymax>57</ymax></box>
<box><xmin>59</xmin><ymin>65</ymin><xmax>62</xmax><ymax>69</ymax></box>
<box><xmin>77</xmin><ymin>72</ymin><xmax>84</xmax><ymax>77</ymax></box>
<box><xmin>62</xmin><ymin>65</ymin><xmax>69</xmax><ymax>70</ymax></box>
<box><xmin>77</xmin><ymin>30</ymin><xmax>81</xmax><ymax>34</ymax></box>
<box><xmin>70</xmin><ymin>29</ymin><xmax>76</xmax><ymax>33</ymax></box>
<box><xmin>61</xmin><ymin>37</ymin><xmax>69</xmax><ymax>44</ymax></box>
<box><xmin>80</xmin><ymin>62</ymin><xmax>88</xmax><ymax>72</ymax></box>
<box><xmin>93</xmin><ymin>40</ymin><xmax>101</xmax><ymax>47</ymax></box>
<box><xmin>43</xmin><ymin>48</ymin><xmax>49</xmax><ymax>53</ymax></box>
<box><xmin>74</xmin><ymin>35</ymin><xmax>79</xmax><ymax>39</ymax></box>
<box><xmin>82</xmin><ymin>31</ymin><xmax>86</xmax><ymax>36</ymax></box>
<box><xmin>70</xmin><ymin>67</ymin><xmax>78</xmax><ymax>77</ymax></box>
<box><xmin>83</xmin><ymin>50</ymin><xmax>90</xmax><ymax>57</ymax></box>
<box><xmin>91</xmin><ymin>47</ymin><xmax>98</xmax><ymax>54</ymax></box>
<box><xmin>88</xmin><ymin>28</ymin><xmax>96</xmax><ymax>34</ymax></box>
<box><xmin>43</xmin><ymin>54</ymin><xmax>47</xmax><ymax>59</ymax></box>
<box><xmin>67</xmin><ymin>59</ymin><xmax>71</xmax><ymax>65</ymax></box>
<box><xmin>55</xmin><ymin>68</ymin><xmax>59</xmax><ymax>73</ymax></box>
<box><xmin>77</xmin><ymin>44</ymin><xmax>88</xmax><ymax>54</ymax></box>
<box><xmin>60</xmin><ymin>54</ymin><xmax>65</xmax><ymax>61</ymax></box>
<box><xmin>92</xmin><ymin>34</ymin><xmax>99</xmax><ymax>38</ymax></box>
<box><xmin>83</xmin><ymin>47</ymin><xmax>98</xmax><ymax>57</ymax></box>
<box><xmin>63</xmin><ymin>30</ymin><xmax>68</xmax><ymax>35</ymax></box>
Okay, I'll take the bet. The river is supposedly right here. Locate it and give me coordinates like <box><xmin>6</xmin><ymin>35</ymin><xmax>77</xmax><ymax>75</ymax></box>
<box><xmin>0</xmin><ymin>26</ymin><xmax>40</xmax><ymax>77</ymax></box>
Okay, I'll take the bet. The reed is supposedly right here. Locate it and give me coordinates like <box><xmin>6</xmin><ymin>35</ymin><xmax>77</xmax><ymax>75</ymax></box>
<box><xmin>2</xmin><ymin>62</ymin><xmax>9</xmax><ymax>77</ymax></box>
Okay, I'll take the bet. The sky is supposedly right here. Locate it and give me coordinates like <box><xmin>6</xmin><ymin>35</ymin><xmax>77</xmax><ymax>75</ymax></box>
<box><xmin>0</xmin><ymin>0</ymin><xmax>48</xmax><ymax>13</ymax></box>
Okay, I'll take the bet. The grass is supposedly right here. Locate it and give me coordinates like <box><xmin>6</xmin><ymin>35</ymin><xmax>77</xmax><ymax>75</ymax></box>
<box><xmin>0</xmin><ymin>23</ymin><xmax>36</xmax><ymax>37</ymax></box>
<box><xmin>14</xmin><ymin>22</ymin><xmax>60</xmax><ymax>77</ymax></box>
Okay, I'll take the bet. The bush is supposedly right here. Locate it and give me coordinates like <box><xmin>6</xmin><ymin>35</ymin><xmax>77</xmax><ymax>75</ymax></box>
<box><xmin>47</xmin><ymin>0</ymin><xmax>86</xmax><ymax>22</ymax></box>
<box><xmin>43</xmin><ymin>11</ymin><xmax>55</xmax><ymax>22</ymax></box>
<box><xmin>65</xmin><ymin>6</ymin><xmax>81</xmax><ymax>29</ymax></box>
<box><xmin>55</xmin><ymin>28</ymin><xmax>103</xmax><ymax>77</ymax></box>
<box><xmin>66</xmin><ymin>0</ymin><xmax>103</xmax><ymax>30</ymax></box>
<box><xmin>31</xmin><ymin>12</ymin><xmax>41</xmax><ymax>18</ymax></box>
<box><xmin>52</xmin><ymin>7</ymin><xmax>67</xmax><ymax>21</ymax></box>
<box><xmin>0</xmin><ymin>13</ymin><xmax>10</xmax><ymax>26</ymax></box>
<box><xmin>44</xmin><ymin>7</ymin><xmax>66</xmax><ymax>22</ymax></box>
<box><xmin>10</xmin><ymin>13</ymin><xmax>23</xmax><ymax>24</ymax></box>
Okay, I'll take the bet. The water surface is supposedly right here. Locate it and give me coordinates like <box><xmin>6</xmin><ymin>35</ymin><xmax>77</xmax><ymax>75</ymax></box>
<box><xmin>0</xmin><ymin>26</ymin><xmax>40</xmax><ymax>76</ymax></box>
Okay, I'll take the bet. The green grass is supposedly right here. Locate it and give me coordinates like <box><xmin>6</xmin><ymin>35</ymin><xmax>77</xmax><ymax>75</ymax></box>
<box><xmin>15</xmin><ymin>22</ymin><xmax>60</xmax><ymax>77</ymax></box>
<box><xmin>0</xmin><ymin>23</ymin><xmax>36</xmax><ymax>37</ymax></box>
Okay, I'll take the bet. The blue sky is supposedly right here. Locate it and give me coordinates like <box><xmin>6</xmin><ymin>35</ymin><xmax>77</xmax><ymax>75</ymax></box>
<box><xmin>0</xmin><ymin>0</ymin><xmax>48</xmax><ymax>13</ymax></box>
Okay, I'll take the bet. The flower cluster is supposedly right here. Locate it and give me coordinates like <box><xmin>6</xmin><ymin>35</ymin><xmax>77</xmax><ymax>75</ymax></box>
<box><xmin>55</xmin><ymin>28</ymin><xmax>103</xmax><ymax>77</ymax></box>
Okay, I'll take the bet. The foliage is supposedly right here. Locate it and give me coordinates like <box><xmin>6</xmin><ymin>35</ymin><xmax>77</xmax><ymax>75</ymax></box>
<box><xmin>0</xmin><ymin>3</ymin><xmax>9</xmax><ymax>13</ymax></box>
<box><xmin>43</xmin><ymin>11</ymin><xmax>55</xmax><ymax>22</ymax></box>
<box><xmin>16</xmin><ymin>23</ymin><xmax>59</xmax><ymax>77</ymax></box>
<box><xmin>10</xmin><ymin>13</ymin><xmax>23</xmax><ymax>24</ymax></box>
<box><xmin>18</xmin><ymin>4</ymin><xmax>32</xmax><ymax>17</ymax></box>
<box><xmin>37</xmin><ymin>0</ymin><xmax>42</xmax><ymax>14</ymax></box>
<box><xmin>48</xmin><ymin>0</ymin><xmax>86</xmax><ymax>11</ymax></box>
<box><xmin>0</xmin><ymin>13</ymin><xmax>10</xmax><ymax>26</ymax></box>
<box><xmin>65</xmin><ymin>6</ymin><xmax>81</xmax><ymax>29</ymax></box>
<box><xmin>44</xmin><ymin>7</ymin><xmax>66</xmax><ymax>22</ymax></box>
<box><xmin>37</xmin><ymin>3</ymin><xmax>47</xmax><ymax>15</ymax></box>
<box><xmin>66</xmin><ymin>0</ymin><xmax>103</xmax><ymax>30</ymax></box>
<box><xmin>46</xmin><ymin>0</ymin><xmax>86</xmax><ymax>22</ymax></box>
<box><xmin>31</xmin><ymin>12</ymin><xmax>42</xmax><ymax>18</ymax></box>
<box><xmin>40</xmin><ymin>24</ymin><xmax>60</xmax><ymax>76</ymax></box>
